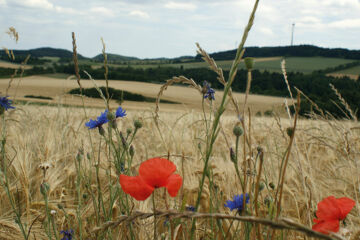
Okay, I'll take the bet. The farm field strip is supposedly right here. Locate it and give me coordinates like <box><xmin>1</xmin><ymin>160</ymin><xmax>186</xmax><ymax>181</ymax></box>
<box><xmin>0</xmin><ymin>75</ymin><xmax>288</xmax><ymax>114</ymax></box>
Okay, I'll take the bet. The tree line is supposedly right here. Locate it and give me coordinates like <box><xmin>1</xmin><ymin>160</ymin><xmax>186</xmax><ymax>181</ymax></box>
<box><xmin>197</xmin><ymin>45</ymin><xmax>360</xmax><ymax>61</ymax></box>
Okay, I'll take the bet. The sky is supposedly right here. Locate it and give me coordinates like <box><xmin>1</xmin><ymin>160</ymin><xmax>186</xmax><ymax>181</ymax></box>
<box><xmin>0</xmin><ymin>0</ymin><xmax>359</xmax><ymax>59</ymax></box>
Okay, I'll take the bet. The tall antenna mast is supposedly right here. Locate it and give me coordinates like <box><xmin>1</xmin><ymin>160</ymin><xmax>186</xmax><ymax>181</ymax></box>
<box><xmin>291</xmin><ymin>23</ymin><xmax>295</xmax><ymax>46</ymax></box>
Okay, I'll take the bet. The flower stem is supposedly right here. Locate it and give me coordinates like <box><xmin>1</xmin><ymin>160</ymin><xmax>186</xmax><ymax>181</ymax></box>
<box><xmin>152</xmin><ymin>191</ymin><xmax>157</xmax><ymax>239</ymax></box>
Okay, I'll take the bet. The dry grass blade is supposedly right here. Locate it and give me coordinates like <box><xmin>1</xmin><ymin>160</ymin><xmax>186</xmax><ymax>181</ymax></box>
<box><xmin>91</xmin><ymin>210</ymin><xmax>344</xmax><ymax>240</ymax></box>
<box><xmin>6</xmin><ymin>27</ymin><xmax>19</xmax><ymax>43</ymax></box>
<box><xmin>101</xmin><ymin>37</ymin><xmax>110</xmax><ymax>107</ymax></box>
<box><xmin>329</xmin><ymin>83</ymin><xmax>357</xmax><ymax>121</ymax></box>
<box><xmin>281</xmin><ymin>59</ymin><xmax>295</xmax><ymax>109</ymax></box>
<box><xmin>72</xmin><ymin>32</ymin><xmax>82</xmax><ymax>91</ymax></box>
<box><xmin>155</xmin><ymin>76</ymin><xmax>203</xmax><ymax>120</ymax></box>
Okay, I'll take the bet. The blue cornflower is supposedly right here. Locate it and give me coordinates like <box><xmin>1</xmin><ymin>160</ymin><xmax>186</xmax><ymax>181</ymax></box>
<box><xmin>0</xmin><ymin>96</ymin><xmax>15</xmax><ymax>111</ymax></box>
<box><xmin>60</xmin><ymin>229</ymin><xmax>73</xmax><ymax>240</ymax></box>
<box><xmin>186</xmin><ymin>205</ymin><xmax>196</xmax><ymax>212</ymax></box>
<box><xmin>115</xmin><ymin>106</ymin><xmax>126</xmax><ymax>118</ymax></box>
<box><xmin>85</xmin><ymin>110</ymin><xmax>109</xmax><ymax>129</ymax></box>
<box><xmin>224</xmin><ymin>193</ymin><xmax>249</xmax><ymax>213</ymax></box>
<box><xmin>203</xmin><ymin>81</ymin><xmax>215</xmax><ymax>100</ymax></box>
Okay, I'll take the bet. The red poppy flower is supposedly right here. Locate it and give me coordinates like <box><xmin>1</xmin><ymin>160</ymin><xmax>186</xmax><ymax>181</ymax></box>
<box><xmin>312</xmin><ymin>196</ymin><xmax>355</xmax><ymax>234</ymax></box>
<box><xmin>119</xmin><ymin>158</ymin><xmax>183</xmax><ymax>201</ymax></box>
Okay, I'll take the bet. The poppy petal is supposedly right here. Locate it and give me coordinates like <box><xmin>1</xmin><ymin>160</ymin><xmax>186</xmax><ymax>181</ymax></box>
<box><xmin>316</xmin><ymin>196</ymin><xmax>341</xmax><ymax>221</ymax></box>
<box><xmin>336</xmin><ymin>197</ymin><xmax>356</xmax><ymax>220</ymax></box>
<box><xmin>312</xmin><ymin>219</ymin><xmax>339</xmax><ymax>235</ymax></box>
<box><xmin>139</xmin><ymin>158</ymin><xmax>176</xmax><ymax>188</ymax></box>
<box><xmin>119</xmin><ymin>175</ymin><xmax>154</xmax><ymax>201</ymax></box>
<box><xmin>165</xmin><ymin>174</ymin><xmax>183</xmax><ymax>197</ymax></box>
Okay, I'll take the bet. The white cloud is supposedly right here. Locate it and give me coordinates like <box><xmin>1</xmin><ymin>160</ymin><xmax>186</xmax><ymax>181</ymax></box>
<box><xmin>0</xmin><ymin>0</ymin><xmax>6</xmax><ymax>6</ymax></box>
<box><xmin>299</xmin><ymin>16</ymin><xmax>321</xmax><ymax>24</ymax></box>
<box><xmin>164</xmin><ymin>1</ymin><xmax>197</xmax><ymax>11</ymax></box>
<box><xmin>20</xmin><ymin>0</ymin><xmax>53</xmax><ymax>9</ymax></box>
<box><xmin>329</xmin><ymin>18</ymin><xmax>360</xmax><ymax>28</ymax></box>
<box><xmin>129</xmin><ymin>10</ymin><xmax>149</xmax><ymax>19</ymax></box>
<box><xmin>89</xmin><ymin>7</ymin><xmax>115</xmax><ymax>17</ymax></box>
<box><xmin>259</xmin><ymin>27</ymin><xmax>274</xmax><ymax>36</ymax></box>
<box><xmin>55</xmin><ymin>6</ymin><xmax>79</xmax><ymax>15</ymax></box>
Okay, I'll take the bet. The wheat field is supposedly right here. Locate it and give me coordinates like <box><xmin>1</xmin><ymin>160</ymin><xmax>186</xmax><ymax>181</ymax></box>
<box><xmin>0</xmin><ymin>102</ymin><xmax>359</xmax><ymax>239</ymax></box>
<box><xmin>0</xmin><ymin>75</ymin><xmax>288</xmax><ymax>114</ymax></box>
<box><xmin>1</xmin><ymin>0</ymin><xmax>359</xmax><ymax>238</ymax></box>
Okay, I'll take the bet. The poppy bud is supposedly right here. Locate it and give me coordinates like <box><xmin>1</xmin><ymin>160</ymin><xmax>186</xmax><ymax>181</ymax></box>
<box><xmin>286</xmin><ymin>127</ymin><xmax>294</xmax><ymax>137</ymax></box>
<box><xmin>40</xmin><ymin>182</ymin><xmax>50</xmax><ymax>196</ymax></box>
<box><xmin>134</xmin><ymin>119</ymin><xmax>143</xmax><ymax>129</ymax></box>
<box><xmin>269</xmin><ymin>182</ymin><xmax>275</xmax><ymax>190</ymax></box>
<box><xmin>233</xmin><ymin>125</ymin><xmax>243</xmax><ymax>137</ymax></box>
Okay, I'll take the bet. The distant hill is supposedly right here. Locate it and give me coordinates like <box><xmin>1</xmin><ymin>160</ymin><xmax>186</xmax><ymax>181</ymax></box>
<box><xmin>92</xmin><ymin>53</ymin><xmax>139</xmax><ymax>62</ymax></box>
<box><xmin>0</xmin><ymin>47</ymin><xmax>86</xmax><ymax>59</ymax></box>
<box><xmin>195</xmin><ymin>45</ymin><xmax>360</xmax><ymax>61</ymax></box>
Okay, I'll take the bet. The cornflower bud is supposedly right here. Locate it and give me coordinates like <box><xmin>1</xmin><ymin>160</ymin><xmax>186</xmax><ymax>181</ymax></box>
<box><xmin>107</xmin><ymin>111</ymin><xmax>115</xmax><ymax>121</ymax></box>
<box><xmin>233</xmin><ymin>124</ymin><xmax>243</xmax><ymax>137</ymax></box>
<box><xmin>286</xmin><ymin>127</ymin><xmax>294</xmax><ymax>137</ymax></box>
<box><xmin>98</xmin><ymin>126</ymin><xmax>105</xmax><ymax>136</ymax></box>
<box><xmin>109</xmin><ymin>120</ymin><xmax>117</xmax><ymax>129</ymax></box>
<box><xmin>244</xmin><ymin>57</ymin><xmax>255</xmax><ymax>70</ymax></box>
<box><xmin>40</xmin><ymin>182</ymin><xmax>50</xmax><ymax>196</ymax></box>
<box><xmin>57</xmin><ymin>204</ymin><xmax>64</xmax><ymax>210</ymax></box>
<box><xmin>129</xmin><ymin>145</ymin><xmax>135</xmax><ymax>158</ymax></box>
<box><xmin>134</xmin><ymin>119</ymin><xmax>142</xmax><ymax>129</ymax></box>
<box><xmin>269</xmin><ymin>182</ymin><xmax>275</xmax><ymax>190</ymax></box>
<box><xmin>126</xmin><ymin>128</ymin><xmax>132</xmax><ymax>135</ymax></box>
<box><xmin>120</xmin><ymin>132</ymin><xmax>127</xmax><ymax>147</ymax></box>
<box><xmin>259</xmin><ymin>182</ymin><xmax>265</xmax><ymax>191</ymax></box>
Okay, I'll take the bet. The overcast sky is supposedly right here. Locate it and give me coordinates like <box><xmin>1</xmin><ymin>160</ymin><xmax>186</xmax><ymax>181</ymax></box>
<box><xmin>0</xmin><ymin>0</ymin><xmax>359</xmax><ymax>58</ymax></box>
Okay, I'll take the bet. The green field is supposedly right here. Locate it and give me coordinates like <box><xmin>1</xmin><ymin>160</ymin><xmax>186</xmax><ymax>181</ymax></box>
<box><xmin>86</xmin><ymin>57</ymin><xmax>355</xmax><ymax>74</ymax></box>
<box><xmin>333</xmin><ymin>65</ymin><xmax>360</xmax><ymax>75</ymax></box>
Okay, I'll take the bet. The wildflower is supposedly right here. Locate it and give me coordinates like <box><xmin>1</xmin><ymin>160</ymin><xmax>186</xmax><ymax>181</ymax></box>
<box><xmin>119</xmin><ymin>158</ymin><xmax>182</xmax><ymax>201</ymax></box>
<box><xmin>312</xmin><ymin>196</ymin><xmax>355</xmax><ymax>235</ymax></box>
<box><xmin>202</xmin><ymin>81</ymin><xmax>215</xmax><ymax>100</ymax></box>
<box><xmin>116</xmin><ymin>106</ymin><xmax>126</xmax><ymax>118</ymax></box>
<box><xmin>0</xmin><ymin>96</ymin><xmax>15</xmax><ymax>111</ymax></box>
<box><xmin>224</xmin><ymin>193</ymin><xmax>249</xmax><ymax>213</ymax></box>
<box><xmin>85</xmin><ymin>110</ymin><xmax>109</xmax><ymax>129</ymax></box>
<box><xmin>60</xmin><ymin>229</ymin><xmax>74</xmax><ymax>240</ymax></box>
<box><xmin>186</xmin><ymin>205</ymin><xmax>196</xmax><ymax>212</ymax></box>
